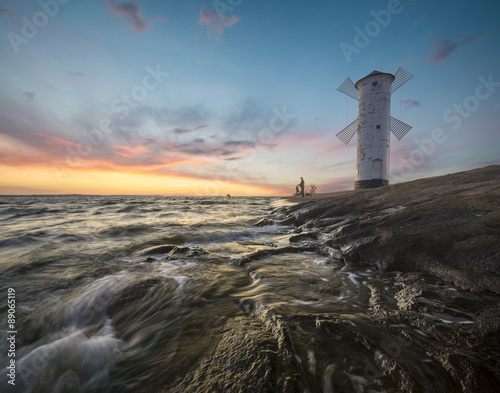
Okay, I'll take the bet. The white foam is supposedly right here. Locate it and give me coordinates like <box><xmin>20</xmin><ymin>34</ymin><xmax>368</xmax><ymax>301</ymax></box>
<box><xmin>308</xmin><ymin>349</ymin><xmax>316</xmax><ymax>375</ymax></box>
<box><xmin>16</xmin><ymin>325</ymin><xmax>123</xmax><ymax>391</ymax></box>
<box><xmin>384</xmin><ymin>205</ymin><xmax>407</xmax><ymax>213</ymax></box>
<box><xmin>347</xmin><ymin>273</ymin><xmax>361</xmax><ymax>287</ymax></box>
<box><xmin>61</xmin><ymin>271</ymin><xmax>133</xmax><ymax>328</ymax></box>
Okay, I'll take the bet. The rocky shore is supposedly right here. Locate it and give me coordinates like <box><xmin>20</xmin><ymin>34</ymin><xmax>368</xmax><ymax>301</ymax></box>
<box><xmin>275</xmin><ymin>165</ymin><xmax>500</xmax><ymax>294</ymax></box>
<box><xmin>259</xmin><ymin>165</ymin><xmax>500</xmax><ymax>392</ymax></box>
<box><xmin>6</xmin><ymin>169</ymin><xmax>500</xmax><ymax>392</ymax></box>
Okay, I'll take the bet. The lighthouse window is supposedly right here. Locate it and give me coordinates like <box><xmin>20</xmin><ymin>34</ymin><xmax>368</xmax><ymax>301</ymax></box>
<box><xmin>372</xmin><ymin>82</ymin><xmax>378</xmax><ymax>87</ymax></box>
<box><xmin>376</xmin><ymin>125</ymin><xmax>381</xmax><ymax>129</ymax></box>
<box><xmin>371</xmin><ymin>81</ymin><xmax>380</xmax><ymax>91</ymax></box>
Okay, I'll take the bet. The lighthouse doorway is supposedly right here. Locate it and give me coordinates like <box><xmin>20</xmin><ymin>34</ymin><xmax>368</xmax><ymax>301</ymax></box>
<box><xmin>372</xmin><ymin>159</ymin><xmax>382</xmax><ymax>179</ymax></box>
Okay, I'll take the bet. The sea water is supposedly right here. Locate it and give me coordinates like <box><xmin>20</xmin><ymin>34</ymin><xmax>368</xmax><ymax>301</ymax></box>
<box><xmin>0</xmin><ymin>195</ymin><xmax>495</xmax><ymax>392</ymax></box>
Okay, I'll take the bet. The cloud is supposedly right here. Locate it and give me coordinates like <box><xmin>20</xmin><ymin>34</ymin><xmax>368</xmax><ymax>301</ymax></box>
<box><xmin>106</xmin><ymin>0</ymin><xmax>152</xmax><ymax>35</ymax></box>
<box><xmin>223</xmin><ymin>97</ymin><xmax>271</xmax><ymax>135</ymax></box>
<box><xmin>224</xmin><ymin>140</ymin><xmax>255</xmax><ymax>148</ymax></box>
<box><xmin>68</xmin><ymin>71</ymin><xmax>85</xmax><ymax>77</ymax></box>
<box><xmin>197</xmin><ymin>7</ymin><xmax>240</xmax><ymax>42</ymax></box>
<box><xmin>23</xmin><ymin>91</ymin><xmax>36</xmax><ymax>101</ymax></box>
<box><xmin>401</xmin><ymin>57</ymin><xmax>415</xmax><ymax>66</ymax></box>
<box><xmin>171</xmin><ymin>128</ymin><xmax>192</xmax><ymax>135</ymax></box>
<box><xmin>138</xmin><ymin>105</ymin><xmax>208</xmax><ymax>131</ymax></box>
<box><xmin>427</xmin><ymin>39</ymin><xmax>458</xmax><ymax>63</ymax></box>
<box><xmin>0</xmin><ymin>8</ymin><xmax>17</xmax><ymax>18</ymax></box>
<box><xmin>0</xmin><ymin>95</ymin><xmax>296</xmax><ymax>191</ymax></box>
<box><xmin>427</xmin><ymin>35</ymin><xmax>479</xmax><ymax>64</ymax></box>
<box><xmin>0</xmin><ymin>186</ymin><xmax>62</xmax><ymax>195</ymax></box>
<box><xmin>400</xmin><ymin>99</ymin><xmax>421</xmax><ymax>110</ymax></box>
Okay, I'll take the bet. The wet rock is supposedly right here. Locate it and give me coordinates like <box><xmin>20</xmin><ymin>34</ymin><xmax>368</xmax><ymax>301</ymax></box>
<box><xmin>139</xmin><ymin>244</ymin><xmax>177</xmax><ymax>256</ymax></box>
<box><xmin>274</xmin><ymin>165</ymin><xmax>500</xmax><ymax>294</ymax></box>
<box><xmin>169</xmin><ymin>316</ymin><xmax>301</xmax><ymax>393</ymax></box>
<box><xmin>254</xmin><ymin>217</ymin><xmax>275</xmax><ymax>226</ymax></box>
<box><xmin>139</xmin><ymin>244</ymin><xmax>209</xmax><ymax>258</ymax></box>
<box><xmin>233</xmin><ymin>246</ymin><xmax>317</xmax><ymax>266</ymax></box>
<box><xmin>289</xmin><ymin>232</ymin><xmax>318</xmax><ymax>243</ymax></box>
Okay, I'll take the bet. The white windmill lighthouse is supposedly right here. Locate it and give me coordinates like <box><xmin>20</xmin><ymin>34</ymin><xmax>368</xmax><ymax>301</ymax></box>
<box><xmin>336</xmin><ymin>67</ymin><xmax>413</xmax><ymax>189</ymax></box>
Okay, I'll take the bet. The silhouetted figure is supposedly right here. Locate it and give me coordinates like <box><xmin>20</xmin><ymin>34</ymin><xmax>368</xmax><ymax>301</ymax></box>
<box><xmin>299</xmin><ymin>177</ymin><xmax>305</xmax><ymax>197</ymax></box>
<box><xmin>295</xmin><ymin>185</ymin><xmax>299</xmax><ymax>195</ymax></box>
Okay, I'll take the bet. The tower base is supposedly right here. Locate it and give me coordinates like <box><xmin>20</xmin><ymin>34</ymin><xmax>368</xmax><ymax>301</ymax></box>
<box><xmin>354</xmin><ymin>179</ymin><xmax>389</xmax><ymax>189</ymax></box>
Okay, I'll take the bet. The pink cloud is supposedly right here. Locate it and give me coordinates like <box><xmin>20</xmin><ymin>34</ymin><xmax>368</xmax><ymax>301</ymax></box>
<box><xmin>427</xmin><ymin>39</ymin><xmax>458</xmax><ymax>64</ymax></box>
<box><xmin>197</xmin><ymin>7</ymin><xmax>240</xmax><ymax>42</ymax></box>
<box><xmin>0</xmin><ymin>8</ymin><xmax>17</xmax><ymax>18</ymax></box>
<box><xmin>106</xmin><ymin>1</ymin><xmax>152</xmax><ymax>35</ymax></box>
<box><xmin>426</xmin><ymin>34</ymin><xmax>479</xmax><ymax>64</ymax></box>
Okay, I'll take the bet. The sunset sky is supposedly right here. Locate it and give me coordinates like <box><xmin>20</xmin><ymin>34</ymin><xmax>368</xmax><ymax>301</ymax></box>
<box><xmin>1</xmin><ymin>0</ymin><xmax>499</xmax><ymax>195</ymax></box>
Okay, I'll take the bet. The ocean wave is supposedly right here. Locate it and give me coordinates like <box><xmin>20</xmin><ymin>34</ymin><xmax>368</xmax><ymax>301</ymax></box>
<box><xmin>0</xmin><ymin>207</ymin><xmax>64</xmax><ymax>219</ymax></box>
<box><xmin>198</xmin><ymin>200</ymin><xmax>231</xmax><ymax>205</ymax></box>
<box><xmin>115</xmin><ymin>206</ymin><xmax>142</xmax><ymax>214</ymax></box>
<box><xmin>0</xmin><ymin>232</ymin><xmax>51</xmax><ymax>248</ymax></box>
<box><xmin>97</xmin><ymin>224</ymin><xmax>158</xmax><ymax>238</ymax></box>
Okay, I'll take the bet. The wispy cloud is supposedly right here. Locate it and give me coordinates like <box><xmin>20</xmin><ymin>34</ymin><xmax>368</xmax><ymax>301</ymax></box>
<box><xmin>171</xmin><ymin>128</ymin><xmax>193</xmax><ymax>135</ymax></box>
<box><xmin>224</xmin><ymin>140</ymin><xmax>255</xmax><ymax>148</ymax></box>
<box><xmin>0</xmin><ymin>8</ymin><xmax>17</xmax><ymax>18</ymax></box>
<box><xmin>68</xmin><ymin>71</ymin><xmax>85</xmax><ymax>77</ymax></box>
<box><xmin>427</xmin><ymin>34</ymin><xmax>479</xmax><ymax>64</ymax></box>
<box><xmin>106</xmin><ymin>0</ymin><xmax>152</xmax><ymax>35</ymax></box>
<box><xmin>0</xmin><ymin>94</ymin><xmax>299</xmax><ymax>193</ymax></box>
<box><xmin>197</xmin><ymin>7</ymin><xmax>240</xmax><ymax>42</ymax></box>
<box><xmin>400</xmin><ymin>99</ymin><xmax>420</xmax><ymax>110</ymax></box>
<box><xmin>23</xmin><ymin>91</ymin><xmax>36</xmax><ymax>101</ymax></box>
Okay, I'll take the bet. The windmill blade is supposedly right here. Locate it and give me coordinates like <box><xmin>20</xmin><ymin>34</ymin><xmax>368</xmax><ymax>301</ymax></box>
<box><xmin>390</xmin><ymin>116</ymin><xmax>412</xmax><ymax>140</ymax></box>
<box><xmin>336</xmin><ymin>118</ymin><xmax>359</xmax><ymax>145</ymax></box>
<box><xmin>391</xmin><ymin>67</ymin><xmax>413</xmax><ymax>93</ymax></box>
<box><xmin>337</xmin><ymin>77</ymin><xmax>359</xmax><ymax>101</ymax></box>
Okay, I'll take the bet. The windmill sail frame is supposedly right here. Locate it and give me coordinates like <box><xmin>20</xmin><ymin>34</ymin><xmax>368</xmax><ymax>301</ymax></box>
<box><xmin>391</xmin><ymin>67</ymin><xmax>413</xmax><ymax>93</ymax></box>
<box><xmin>390</xmin><ymin>116</ymin><xmax>412</xmax><ymax>140</ymax></box>
<box><xmin>336</xmin><ymin>118</ymin><xmax>358</xmax><ymax>145</ymax></box>
<box><xmin>336</xmin><ymin>77</ymin><xmax>359</xmax><ymax>101</ymax></box>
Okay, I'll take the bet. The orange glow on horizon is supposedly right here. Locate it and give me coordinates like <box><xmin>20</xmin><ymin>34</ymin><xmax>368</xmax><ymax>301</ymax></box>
<box><xmin>0</xmin><ymin>165</ymin><xmax>285</xmax><ymax>196</ymax></box>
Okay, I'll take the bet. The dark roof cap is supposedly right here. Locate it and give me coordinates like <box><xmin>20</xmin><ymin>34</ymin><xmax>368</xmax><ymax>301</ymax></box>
<box><xmin>355</xmin><ymin>70</ymin><xmax>395</xmax><ymax>89</ymax></box>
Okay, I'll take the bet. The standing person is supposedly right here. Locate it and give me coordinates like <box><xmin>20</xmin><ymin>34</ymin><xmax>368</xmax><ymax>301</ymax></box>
<box><xmin>299</xmin><ymin>177</ymin><xmax>305</xmax><ymax>197</ymax></box>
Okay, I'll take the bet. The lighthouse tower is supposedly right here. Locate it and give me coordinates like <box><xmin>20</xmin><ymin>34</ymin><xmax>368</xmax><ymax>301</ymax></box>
<box><xmin>336</xmin><ymin>67</ymin><xmax>413</xmax><ymax>189</ymax></box>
